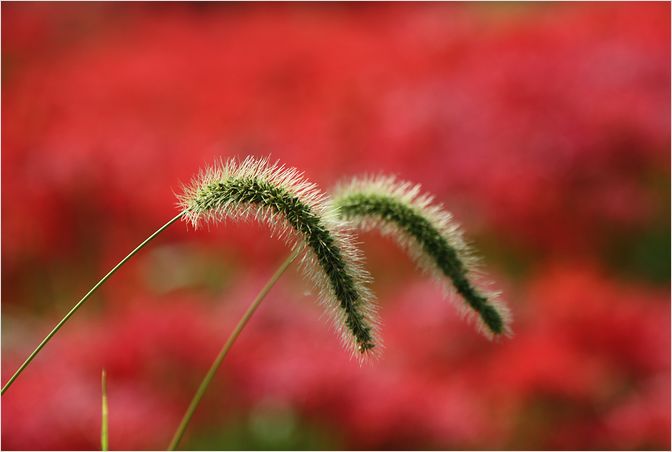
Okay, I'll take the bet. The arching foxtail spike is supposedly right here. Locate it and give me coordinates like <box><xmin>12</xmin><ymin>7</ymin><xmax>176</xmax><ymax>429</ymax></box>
<box><xmin>331</xmin><ymin>175</ymin><xmax>511</xmax><ymax>339</ymax></box>
<box><xmin>178</xmin><ymin>157</ymin><xmax>379</xmax><ymax>357</ymax></box>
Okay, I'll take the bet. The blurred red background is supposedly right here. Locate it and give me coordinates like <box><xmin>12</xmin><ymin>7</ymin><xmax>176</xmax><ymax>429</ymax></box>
<box><xmin>2</xmin><ymin>3</ymin><xmax>670</xmax><ymax>450</ymax></box>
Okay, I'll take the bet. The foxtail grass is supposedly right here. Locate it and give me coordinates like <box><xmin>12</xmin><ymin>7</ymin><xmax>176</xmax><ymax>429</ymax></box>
<box><xmin>332</xmin><ymin>175</ymin><xmax>511</xmax><ymax>338</ymax></box>
<box><xmin>3</xmin><ymin>158</ymin><xmax>510</xmax><ymax>452</ymax></box>
<box><xmin>171</xmin><ymin>171</ymin><xmax>512</xmax><ymax>449</ymax></box>
<box><xmin>178</xmin><ymin>157</ymin><xmax>378</xmax><ymax>354</ymax></box>
<box><xmin>2</xmin><ymin>157</ymin><xmax>378</xmax><ymax>397</ymax></box>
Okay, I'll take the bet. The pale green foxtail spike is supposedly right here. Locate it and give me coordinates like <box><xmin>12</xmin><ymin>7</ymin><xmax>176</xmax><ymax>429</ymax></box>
<box><xmin>331</xmin><ymin>175</ymin><xmax>511</xmax><ymax>339</ymax></box>
<box><xmin>178</xmin><ymin>157</ymin><xmax>378</xmax><ymax>356</ymax></box>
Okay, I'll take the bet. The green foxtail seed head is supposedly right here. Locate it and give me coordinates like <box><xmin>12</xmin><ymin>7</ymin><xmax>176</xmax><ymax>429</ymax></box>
<box><xmin>331</xmin><ymin>175</ymin><xmax>511</xmax><ymax>339</ymax></box>
<box><xmin>178</xmin><ymin>157</ymin><xmax>378</xmax><ymax>357</ymax></box>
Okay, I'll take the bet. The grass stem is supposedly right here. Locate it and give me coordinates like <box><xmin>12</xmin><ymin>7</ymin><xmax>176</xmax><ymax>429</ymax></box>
<box><xmin>101</xmin><ymin>369</ymin><xmax>109</xmax><ymax>452</ymax></box>
<box><xmin>1</xmin><ymin>213</ymin><xmax>185</xmax><ymax>395</ymax></box>
<box><xmin>167</xmin><ymin>246</ymin><xmax>301</xmax><ymax>451</ymax></box>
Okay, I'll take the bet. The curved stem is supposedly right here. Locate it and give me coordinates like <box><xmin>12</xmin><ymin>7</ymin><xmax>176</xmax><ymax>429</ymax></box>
<box><xmin>167</xmin><ymin>246</ymin><xmax>302</xmax><ymax>451</ymax></box>
<box><xmin>1</xmin><ymin>213</ymin><xmax>185</xmax><ymax>395</ymax></box>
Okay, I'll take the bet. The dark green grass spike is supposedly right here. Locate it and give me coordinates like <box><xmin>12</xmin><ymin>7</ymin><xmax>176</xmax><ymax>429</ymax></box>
<box><xmin>181</xmin><ymin>160</ymin><xmax>376</xmax><ymax>354</ymax></box>
<box><xmin>338</xmin><ymin>194</ymin><xmax>504</xmax><ymax>334</ymax></box>
<box><xmin>333</xmin><ymin>178</ymin><xmax>511</xmax><ymax>338</ymax></box>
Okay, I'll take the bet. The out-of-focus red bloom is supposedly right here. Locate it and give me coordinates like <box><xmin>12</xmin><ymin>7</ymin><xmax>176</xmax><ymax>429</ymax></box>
<box><xmin>2</xmin><ymin>267</ymin><xmax>668</xmax><ymax>449</ymax></box>
<box><xmin>2</xmin><ymin>2</ymin><xmax>669</xmax><ymax>450</ymax></box>
<box><xmin>3</xmin><ymin>3</ymin><xmax>669</xmax><ymax>275</ymax></box>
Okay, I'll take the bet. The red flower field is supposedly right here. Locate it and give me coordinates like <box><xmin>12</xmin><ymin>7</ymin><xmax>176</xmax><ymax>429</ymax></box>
<box><xmin>2</xmin><ymin>3</ymin><xmax>670</xmax><ymax>450</ymax></box>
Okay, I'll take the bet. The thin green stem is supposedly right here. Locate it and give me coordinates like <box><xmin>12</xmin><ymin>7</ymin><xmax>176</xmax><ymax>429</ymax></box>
<box><xmin>101</xmin><ymin>369</ymin><xmax>109</xmax><ymax>452</ymax></box>
<box><xmin>1</xmin><ymin>213</ymin><xmax>185</xmax><ymax>395</ymax></box>
<box><xmin>167</xmin><ymin>246</ymin><xmax>302</xmax><ymax>451</ymax></box>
